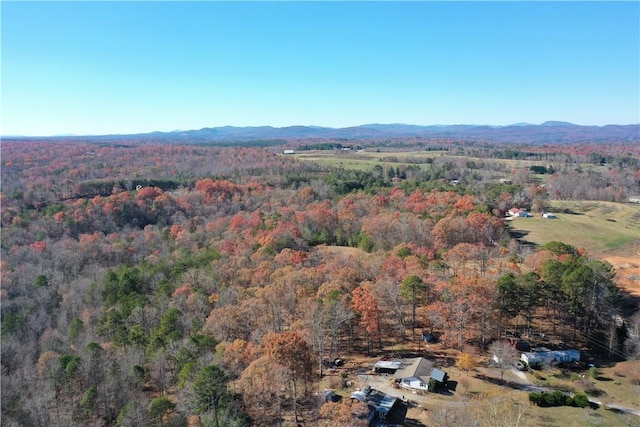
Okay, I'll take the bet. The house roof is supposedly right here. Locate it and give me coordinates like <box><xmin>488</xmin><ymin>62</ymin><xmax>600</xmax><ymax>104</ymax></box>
<box><xmin>393</xmin><ymin>357</ymin><xmax>434</xmax><ymax>381</ymax></box>
<box><xmin>430</xmin><ymin>368</ymin><xmax>447</xmax><ymax>383</ymax></box>
<box><xmin>350</xmin><ymin>388</ymin><xmax>397</xmax><ymax>416</ymax></box>
<box><xmin>374</xmin><ymin>360</ymin><xmax>402</xmax><ymax>371</ymax></box>
<box><xmin>366</xmin><ymin>389</ymin><xmax>398</xmax><ymax>415</ymax></box>
<box><xmin>394</xmin><ymin>357</ymin><xmax>433</xmax><ymax>379</ymax></box>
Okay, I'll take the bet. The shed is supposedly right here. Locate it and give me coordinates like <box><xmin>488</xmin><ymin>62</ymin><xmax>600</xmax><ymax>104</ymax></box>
<box><xmin>508</xmin><ymin>338</ymin><xmax>531</xmax><ymax>352</ymax></box>
<box><xmin>427</xmin><ymin>368</ymin><xmax>448</xmax><ymax>392</ymax></box>
<box><xmin>542</xmin><ymin>213</ymin><xmax>557</xmax><ymax>219</ymax></box>
<box><xmin>283</xmin><ymin>149</ymin><xmax>295</xmax><ymax>154</ymax></box>
<box><xmin>350</xmin><ymin>387</ymin><xmax>398</xmax><ymax>425</ymax></box>
<box><xmin>374</xmin><ymin>360</ymin><xmax>402</xmax><ymax>374</ymax></box>
<box><xmin>422</xmin><ymin>332</ymin><xmax>437</xmax><ymax>343</ymax></box>
<box><xmin>430</xmin><ymin>368</ymin><xmax>447</xmax><ymax>383</ymax></box>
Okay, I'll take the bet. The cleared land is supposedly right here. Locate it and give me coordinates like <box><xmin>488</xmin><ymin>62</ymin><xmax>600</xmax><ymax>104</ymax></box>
<box><xmin>320</xmin><ymin>349</ymin><xmax>640</xmax><ymax>427</ymax></box>
<box><xmin>293</xmin><ymin>149</ymin><xmax>440</xmax><ymax>170</ymax></box>
<box><xmin>293</xmin><ymin>149</ymin><xmax>554</xmax><ymax>170</ymax></box>
<box><xmin>507</xmin><ymin>200</ymin><xmax>640</xmax><ymax>297</ymax></box>
<box><xmin>508</xmin><ymin>200</ymin><xmax>640</xmax><ymax>254</ymax></box>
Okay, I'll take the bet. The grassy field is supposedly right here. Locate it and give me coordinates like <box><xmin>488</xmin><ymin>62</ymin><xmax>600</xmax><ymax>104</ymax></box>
<box><xmin>292</xmin><ymin>149</ymin><xmax>443</xmax><ymax>170</ymax></box>
<box><xmin>292</xmin><ymin>149</ymin><xmax>558</xmax><ymax>171</ymax></box>
<box><xmin>507</xmin><ymin>200</ymin><xmax>640</xmax><ymax>255</ymax></box>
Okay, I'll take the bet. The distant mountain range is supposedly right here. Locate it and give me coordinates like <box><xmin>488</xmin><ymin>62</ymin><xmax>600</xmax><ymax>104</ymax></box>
<box><xmin>7</xmin><ymin>122</ymin><xmax>640</xmax><ymax>144</ymax></box>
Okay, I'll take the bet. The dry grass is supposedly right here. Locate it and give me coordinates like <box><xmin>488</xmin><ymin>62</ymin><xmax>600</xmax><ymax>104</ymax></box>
<box><xmin>317</xmin><ymin>348</ymin><xmax>640</xmax><ymax>427</ymax></box>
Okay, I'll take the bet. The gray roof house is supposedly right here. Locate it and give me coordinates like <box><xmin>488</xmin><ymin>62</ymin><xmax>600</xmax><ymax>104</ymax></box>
<box><xmin>392</xmin><ymin>357</ymin><xmax>447</xmax><ymax>392</ymax></box>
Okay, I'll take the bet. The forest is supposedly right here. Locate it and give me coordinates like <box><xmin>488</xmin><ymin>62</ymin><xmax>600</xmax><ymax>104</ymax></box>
<box><xmin>1</xmin><ymin>137</ymin><xmax>640</xmax><ymax>426</ymax></box>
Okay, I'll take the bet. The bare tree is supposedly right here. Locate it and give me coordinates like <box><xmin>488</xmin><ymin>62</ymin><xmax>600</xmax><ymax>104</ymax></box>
<box><xmin>489</xmin><ymin>340</ymin><xmax>519</xmax><ymax>381</ymax></box>
<box><xmin>624</xmin><ymin>311</ymin><xmax>640</xmax><ymax>359</ymax></box>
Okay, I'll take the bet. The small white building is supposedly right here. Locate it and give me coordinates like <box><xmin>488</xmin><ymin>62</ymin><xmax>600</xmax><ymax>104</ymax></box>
<box><xmin>542</xmin><ymin>213</ymin><xmax>557</xmax><ymax>219</ymax></box>
<box><xmin>283</xmin><ymin>149</ymin><xmax>295</xmax><ymax>154</ymax></box>
<box><xmin>508</xmin><ymin>208</ymin><xmax>531</xmax><ymax>218</ymax></box>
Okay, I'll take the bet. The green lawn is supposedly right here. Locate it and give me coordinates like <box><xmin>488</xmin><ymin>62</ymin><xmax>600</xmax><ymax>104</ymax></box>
<box><xmin>507</xmin><ymin>201</ymin><xmax>640</xmax><ymax>254</ymax></box>
<box><xmin>292</xmin><ymin>149</ymin><xmax>443</xmax><ymax>170</ymax></box>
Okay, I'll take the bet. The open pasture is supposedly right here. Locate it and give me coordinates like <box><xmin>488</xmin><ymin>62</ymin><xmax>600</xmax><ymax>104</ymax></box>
<box><xmin>508</xmin><ymin>200</ymin><xmax>640</xmax><ymax>254</ymax></box>
<box><xmin>508</xmin><ymin>200</ymin><xmax>640</xmax><ymax>297</ymax></box>
<box><xmin>291</xmin><ymin>148</ymin><xmax>601</xmax><ymax>173</ymax></box>
<box><xmin>292</xmin><ymin>149</ymin><xmax>444</xmax><ymax>170</ymax></box>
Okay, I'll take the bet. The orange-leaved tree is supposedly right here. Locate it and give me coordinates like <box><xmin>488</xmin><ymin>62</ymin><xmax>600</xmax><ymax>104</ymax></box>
<box><xmin>351</xmin><ymin>283</ymin><xmax>382</xmax><ymax>354</ymax></box>
<box><xmin>264</xmin><ymin>331</ymin><xmax>313</xmax><ymax>423</ymax></box>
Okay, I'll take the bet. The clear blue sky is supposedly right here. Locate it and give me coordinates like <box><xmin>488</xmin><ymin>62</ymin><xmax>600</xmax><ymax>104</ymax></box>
<box><xmin>2</xmin><ymin>1</ymin><xmax>639</xmax><ymax>136</ymax></box>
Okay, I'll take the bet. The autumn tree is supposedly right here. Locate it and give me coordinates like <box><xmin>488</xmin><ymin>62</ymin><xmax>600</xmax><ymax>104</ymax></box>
<box><xmin>319</xmin><ymin>399</ymin><xmax>369</xmax><ymax>427</ymax></box>
<box><xmin>351</xmin><ymin>284</ymin><xmax>382</xmax><ymax>353</ymax></box>
<box><xmin>264</xmin><ymin>331</ymin><xmax>313</xmax><ymax>423</ymax></box>
<box><xmin>237</xmin><ymin>354</ymin><xmax>287</xmax><ymax>424</ymax></box>
<box><xmin>455</xmin><ymin>352</ymin><xmax>479</xmax><ymax>376</ymax></box>
<box><xmin>217</xmin><ymin>339</ymin><xmax>264</xmax><ymax>380</ymax></box>
<box><xmin>429</xmin><ymin>277</ymin><xmax>492</xmax><ymax>349</ymax></box>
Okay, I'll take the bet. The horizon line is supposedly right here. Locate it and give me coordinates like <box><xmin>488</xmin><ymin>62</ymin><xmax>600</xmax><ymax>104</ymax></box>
<box><xmin>3</xmin><ymin>121</ymin><xmax>640</xmax><ymax>138</ymax></box>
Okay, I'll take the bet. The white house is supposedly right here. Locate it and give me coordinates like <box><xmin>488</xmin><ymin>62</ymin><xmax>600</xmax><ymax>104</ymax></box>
<box><xmin>394</xmin><ymin>358</ymin><xmax>433</xmax><ymax>391</ymax></box>
<box><xmin>390</xmin><ymin>357</ymin><xmax>448</xmax><ymax>392</ymax></box>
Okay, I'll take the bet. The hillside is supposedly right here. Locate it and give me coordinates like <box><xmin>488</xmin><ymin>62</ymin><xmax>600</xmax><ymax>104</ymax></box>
<box><xmin>7</xmin><ymin>122</ymin><xmax>640</xmax><ymax>145</ymax></box>
<box><xmin>2</xmin><ymin>139</ymin><xmax>639</xmax><ymax>426</ymax></box>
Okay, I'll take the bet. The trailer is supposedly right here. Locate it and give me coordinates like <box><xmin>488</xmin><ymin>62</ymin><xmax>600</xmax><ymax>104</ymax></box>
<box><xmin>521</xmin><ymin>349</ymin><xmax>580</xmax><ymax>368</ymax></box>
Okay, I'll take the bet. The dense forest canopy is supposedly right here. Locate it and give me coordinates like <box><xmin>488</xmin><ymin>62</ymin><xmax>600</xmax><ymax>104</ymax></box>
<box><xmin>1</xmin><ymin>138</ymin><xmax>639</xmax><ymax>426</ymax></box>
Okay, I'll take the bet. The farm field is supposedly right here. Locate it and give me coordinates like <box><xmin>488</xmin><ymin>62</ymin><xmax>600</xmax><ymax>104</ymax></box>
<box><xmin>292</xmin><ymin>149</ymin><xmax>440</xmax><ymax>170</ymax></box>
<box><xmin>507</xmin><ymin>200</ymin><xmax>640</xmax><ymax>254</ymax></box>
<box><xmin>291</xmin><ymin>149</ymin><xmax>603</xmax><ymax>172</ymax></box>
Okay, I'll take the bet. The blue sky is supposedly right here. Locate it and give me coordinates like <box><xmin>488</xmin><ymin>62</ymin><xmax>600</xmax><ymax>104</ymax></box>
<box><xmin>2</xmin><ymin>1</ymin><xmax>639</xmax><ymax>136</ymax></box>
